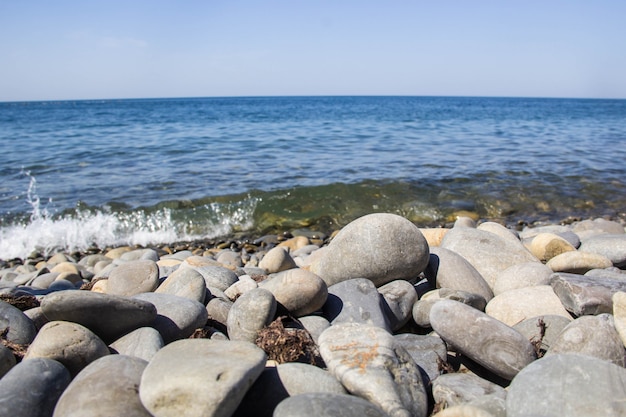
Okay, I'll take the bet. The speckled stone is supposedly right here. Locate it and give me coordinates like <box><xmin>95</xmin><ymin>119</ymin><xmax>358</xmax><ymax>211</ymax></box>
<box><xmin>323</xmin><ymin>278</ymin><xmax>390</xmax><ymax>331</ymax></box>
<box><xmin>53</xmin><ymin>355</ymin><xmax>151</xmax><ymax>417</ymax></box>
<box><xmin>139</xmin><ymin>339</ymin><xmax>267</xmax><ymax>417</ymax></box>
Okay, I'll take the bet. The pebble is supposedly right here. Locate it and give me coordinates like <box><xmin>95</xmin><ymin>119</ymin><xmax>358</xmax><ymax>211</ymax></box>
<box><xmin>378</xmin><ymin>279</ymin><xmax>418</xmax><ymax>331</ymax></box>
<box><xmin>139</xmin><ymin>339</ymin><xmax>267</xmax><ymax>417</ymax></box>
<box><xmin>206</xmin><ymin>296</ymin><xmax>233</xmax><ymax>325</ymax></box>
<box><xmin>550</xmin><ymin>271</ymin><xmax>626</xmax><ymax>315</ymax></box>
<box><xmin>309</xmin><ymin>213</ymin><xmax>430</xmax><ymax>287</ymax></box>
<box><xmin>154</xmin><ymin>266</ymin><xmax>207</xmax><ymax>303</ymax></box>
<box><xmin>133</xmin><ymin>292</ymin><xmax>208</xmax><ymax>343</ymax></box>
<box><xmin>578</xmin><ymin>234</ymin><xmax>626</xmax><ymax>267</ymax></box>
<box><xmin>545</xmin><ymin>250</ymin><xmax>613</xmax><ymax>274</ymax></box>
<box><xmin>484</xmin><ymin>285</ymin><xmax>571</xmax><ymax>326</ymax></box>
<box><xmin>258</xmin><ymin>246</ymin><xmax>297</xmax><ymax>273</ymax></box>
<box><xmin>0</xmin><ymin>358</ymin><xmax>71</xmax><ymax>417</ymax></box>
<box><xmin>492</xmin><ymin>262</ymin><xmax>552</xmax><ymax>295</ymax></box>
<box><xmin>297</xmin><ymin>315</ymin><xmax>330</xmax><ymax>343</ymax></box>
<box><xmin>528</xmin><ymin>232</ymin><xmax>576</xmax><ymax>261</ymax></box>
<box><xmin>109</xmin><ymin>326</ymin><xmax>164</xmax><ymax>362</ymax></box>
<box><xmin>186</xmin><ymin>264</ymin><xmax>239</xmax><ymax>291</ymax></box>
<box><xmin>227</xmin><ymin>287</ymin><xmax>277</xmax><ymax>343</ymax></box>
<box><xmin>323</xmin><ymin>278</ymin><xmax>390</xmax><ymax>331</ymax></box>
<box><xmin>0</xmin><ymin>299</ymin><xmax>37</xmax><ymax>344</ymax></box>
<box><xmin>273</xmin><ymin>393</ymin><xmax>389</xmax><ymax>417</ymax></box>
<box><xmin>224</xmin><ymin>274</ymin><xmax>258</xmax><ymax>300</ymax></box>
<box><xmin>259</xmin><ymin>268</ymin><xmax>327</xmax><ymax>317</ymax></box>
<box><xmin>431</xmin><ymin>372</ymin><xmax>507</xmax><ymax>409</ymax></box>
<box><xmin>545</xmin><ymin>313</ymin><xmax>625</xmax><ymax>366</ymax></box>
<box><xmin>507</xmin><ymin>353</ymin><xmax>626</xmax><ymax>417</ymax></box>
<box><xmin>40</xmin><ymin>290</ymin><xmax>157</xmax><ymax>343</ymax></box>
<box><xmin>319</xmin><ymin>322</ymin><xmax>428</xmax><ymax>417</ymax></box>
<box><xmin>106</xmin><ymin>259</ymin><xmax>160</xmax><ymax>296</ymax></box>
<box><xmin>412</xmin><ymin>289</ymin><xmax>486</xmax><ymax>328</ymax></box>
<box><xmin>430</xmin><ymin>300</ymin><xmax>536</xmax><ymax>380</ymax></box>
<box><xmin>440</xmin><ymin>226</ymin><xmax>539</xmax><ymax>290</ymax></box>
<box><xmin>53</xmin><ymin>355</ymin><xmax>151</xmax><ymax>417</ymax></box>
<box><xmin>425</xmin><ymin>247</ymin><xmax>493</xmax><ymax>302</ymax></box>
<box><xmin>24</xmin><ymin>320</ymin><xmax>110</xmax><ymax>376</ymax></box>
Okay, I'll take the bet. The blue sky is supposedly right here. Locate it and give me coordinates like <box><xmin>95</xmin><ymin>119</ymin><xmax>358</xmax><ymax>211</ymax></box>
<box><xmin>1</xmin><ymin>1</ymin><xmax>625</xmax><ymax>101</ymax></box>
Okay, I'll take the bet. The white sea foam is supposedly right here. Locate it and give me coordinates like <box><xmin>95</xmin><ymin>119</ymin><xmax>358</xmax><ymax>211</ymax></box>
<box><xmin>0</xmin><ymin>173</ymin><xmax>259</xmax><ymax>260</ymax></box>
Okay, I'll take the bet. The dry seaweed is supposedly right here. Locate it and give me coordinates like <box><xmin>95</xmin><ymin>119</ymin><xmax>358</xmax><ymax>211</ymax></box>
<box><xmin>0</xmin><ymin>293</ymin><xmax>39</xmax><ymax>310</ymax></box>
<box><xmin>255</xmin><ymin>316</ymin><xmax>323</xmax><ymax>366</ymax></box>
<box><xmin>0</xmin><ymin>328</ymin><xmax>28</xmax><ymax>362</ymax></box>
<box><xmin>530</xmin><ymin>317</ymin><xmax>547</xmax><ymax>358</ymax></box>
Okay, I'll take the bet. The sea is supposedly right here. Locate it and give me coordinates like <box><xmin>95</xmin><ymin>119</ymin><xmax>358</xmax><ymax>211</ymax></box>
<box><xmin>1</xmin><ymin>96</ymin><xmax>625</xmax><ymax>260</ymax></box>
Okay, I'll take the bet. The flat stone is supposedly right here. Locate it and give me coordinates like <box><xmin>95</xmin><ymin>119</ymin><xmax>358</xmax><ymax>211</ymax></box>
<box><xmin>216</xmin><ymin>249</ymin><xmax>244</xmax><ymax>268</ymax></box>
<box><xmin>53</xmin><ymin>355</ymin><xmax>151</xmax><ymax>417</ymax></box>
<box><xmin>613</xmin><ymin>292</ymin><xmax>626</xmax><ymax>347</ymax></box>
<box><xmin>227</xmin><ymin>287</ymin><xmax>277</xmax><ymax>343</ymax></box>
<box><xmin>323</xmin><ymin>278</ymin><xmax>390</xmax><ymax>331</ymax></box>
<box><xmin>430</xmin><ymin>300</ymin><xmax>536</xmax><ymax>380</ymax></box>
<box><xmin>155</xmin><ymin>266</ymin><xmax>207</xmax><ymax>303</ymax></box>
<box><xmin>485</xmin><ymin>285</ymin><xmax>571</xmax><ymax>327</ymax></box>
<box><xmin>309</xmin><ymin>213</ymin><xmax>430</xmax><ymax>287</ymax></box>
<box><xmin>550</xmin><ymin>272</ymin><xmax>626</xmax><ymax>315</ymax></box>
<box><xmin>139</xmin><ymin>339</ymin><xmax>267</xmax><ymax>417</ymax></box>
<box><xmin>133</xmin><ymin>292</ymin><xmax>208</xmax><ymax>344</ymax></box>
<box><xmin>0</xmin><ymin>299</ymin><xmax>37</xmax><ymax>344</ymax></box>
<box><xmin>431</xmin><ymin>405</ymin><xmax>498</xmax><ymax>417</ymax></box>
<box><xmin>512</xmin><ymin>315</ymin><xmax>572</xmax><ymax>352</ymax></box>
<box><xmin>259</xmin><ymin>246</ymin><xmax>297</xmax><ymax>273</ymax></box>
<box><xmin>529</xmin><ymin>232</ymin><xmax>576</xmax><ymax>261</ymax></box>
<box><xmin>40</xmin><ymin>290</ymin><xmax>157</xmax><ymax>343</ymax></box>
<box><xmin>412</xmin><ymin>290</ymin><xmax>486</xmax><ymax>328</ymax></box>
<box><xmin>579</xmin><ymin>234</ymin><xmax>626</xmax><ymax>267</ymax></box>
<box><xmin>24</xmin><ymin>321</ymin><xmax>109</xmax><ymax>376</ymax></box>
<box><xmin>586</xmin><ymin>268</ymin><xmax>626</xmax><ymax>280</ymax></box>
<box><xmin>259</xmin><ymin>268</ymin><xmax>327</xmax><ymax>317</ymax></box>
<box><xmin>572</xmin><ymin>218</ymin><xmax>625</xmax><ymax>236</ymax></box>
<box><xmin>0</xmin><ymin>358</ymin><xmax>71</xmax><ymax>417</ymax></box>
<box><xmin>273</xmin><ymin>393</ymin><xmax>388</xmax><ymax>417</ymax></box>
<box><xmin>493</xmin><ymin>262</ymin><xmax>553</xmax><ymax>295</ymax></box>
<box><xmin>440</xmin><ymin>227</ymin><xmax>539</xmax><ymax>290</ymax></box>
<box><xmin>546</xmin><ymin>314</ymin><xmax>625</xmax><ymax>366</ymax></box>
<box><xmin>319</xmin><ymin>322</ymin><xmax>428</xmax><ymax>417</ymax></box>
<box><xmin>119</xmin><ymin>248</ymin><xmax>160</xmax><ymax>262</ymax></box>
<box><xmin>425</xmin><ymin>247</ymin><xmax>493</xmax><ymax>302</ymax></box>
<box><xmin>107</xmin><ymin>259</ymin><xmax>159</xmax><ymax>296</ymax></box>
<box><xmin>233</xmin><ymin>362</ymin><xmax>346</xmax><ymax>417</ymax></box>
<box><xmin>507</xmin><ymin>353</ymin><xmax>626</xmax><ymax>417</ymax></box>
<box><xmin>394</xmin><ymin>333</ymin><xmax>447</xmax><ymax>382</ymax></box>
<box><xmin>431</xmin><ymin>372</ymin><xmax>507</xmax><ymax>408</ymax></box>
<box><xmin>109</xmin><ymin>327</ymin><xmax>164</xmax><ymax>362</ymax></box>
<box><xmin>546</xmin><ymin>250</ymin><xmax>613</xmax><ymax>274</ymax></box>
<box><xmin>378</xmin><ymin>280</ymin><xmax>418</xmax><ymax>331</ymax></box>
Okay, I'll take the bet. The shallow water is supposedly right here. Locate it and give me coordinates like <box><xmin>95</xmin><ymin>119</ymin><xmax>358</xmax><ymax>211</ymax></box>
<box><xmin>1</xmin><ymin>96</ymin><xmax>625</xmax><ymax>259</ymax></box>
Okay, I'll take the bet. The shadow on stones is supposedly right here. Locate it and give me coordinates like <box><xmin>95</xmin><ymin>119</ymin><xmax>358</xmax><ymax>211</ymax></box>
<box><xmin>321</xmin><ymin>294</ymin><xmax>343</xmax><ymax>322</ymax></box>
<box><xmin>423</xmin><ymin>253</ymin><xmax>440</xmax><ymax>288</ymax></box>
<box><xmin>255</xmin><ymin>316</ymin><xmax>324</xmax><ymax>367</ymax></box>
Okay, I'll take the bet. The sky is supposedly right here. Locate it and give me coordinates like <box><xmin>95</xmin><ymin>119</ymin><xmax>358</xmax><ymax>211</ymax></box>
<box><xmin>1</xmin><ymin>1</ymin><xmax>625</xmax><ymax>101</ymax></box>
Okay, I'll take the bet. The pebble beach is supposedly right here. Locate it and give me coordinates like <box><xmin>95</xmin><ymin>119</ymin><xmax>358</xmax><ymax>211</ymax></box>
<box><xmin>1</xmin><ymin>212</ymin><xmax>626</xmax><ymax>417</ymax></box>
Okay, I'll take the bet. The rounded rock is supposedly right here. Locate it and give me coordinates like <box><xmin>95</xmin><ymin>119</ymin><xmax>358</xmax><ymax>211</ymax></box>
<box><xmin>309</xmin><ymin>213</ymin><xmax>430</xmax><ymax>287</ymax></box>
<box><xmin>227</xmin><ymin>287</ymin><xmax>277</xmax><ymax>343</ymax></box>
<box><xmin>0</xmin><ymin>299</ymin><xmax>37</xmax><ymax>345</ymax></box>
<box><xmin>109</xmin><ymin>327</ymin><xmax>164</xmax><ymax>362</ymax></box>
<box><xmin>259</xmin><ymin>268</ymin><xmax>327</xmax><ymax>317</ymax></box>
<box><xmin>273</xmin><ymin>393</ymin><xmax>388</xmax><ymax>417</ymax></box>
<box><xmin>546</xmin><ymin>250</ymin><xmax>613</xmax><ymax>274</ymax></box>
<box><xmin>155</xmin><ymin>266</ymin><xmax>207</xmax><ymax>303</ymax></box>
<box><xmin>259</xmin><ymin>246</ymin><xmax>297</xmax><ymax>274</ymax></box>
<box><xmin>378</xmin><ymin>279</ymin><xmax>418</xmax><ymax>331</ymax></box>
<box><xmin>529</xmin><ymin>232</ymin><xmax>576</xmax><ymax>261</ymax></box>
<box><xmin>107</xmin><ymin>259</ymin><xmax>159</xmax><ymax>296</ymax></box>
<box><xmin>493</xmin><ymin>262</ymin><xmax>553</xmax><ymax>295</ymax></box>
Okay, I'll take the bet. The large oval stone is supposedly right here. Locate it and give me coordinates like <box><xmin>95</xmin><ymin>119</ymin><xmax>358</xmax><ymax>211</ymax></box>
<box><xmin>40</xmin><ymin>290</ymin><xmax>157</xmax><ymax>343</ymax></box>
<box><xmin>24</xmin><ymin>321</ymin><xmax>109</xmax><ymax>376</ymax></box>
<box><xmin>507</xmin><ymin>354</ymin><xmax>626</xmax><ymax>417</ymax></box>
<box><xmin>309</xmin><ymin>213</ymin><xmax>429</xmax><ymax>287</ymax></box>
<box><xmin>107</xmin><ymin>259</ymin><xmax>160</xmax><ymax>296</ymax></box>
<box><xmin>53</xmin><ymin>355</ymin><xmax>151</xmax><ymax>417</ymax></box>
<box><xmin>259</xmin><ymin>268</ymin><xmax>327</xmax><ymax>317</ymax></box>
<box><xmin>227</xmin><ymin>287</ymin><xmax>277</xmax><ymax>343</ymax></box>
<box><xmin>109</xmin><ymin>327</ymin><xmax>164</xmax><ymax>362</ymax></box>
<box><xmin>0</xmin><ymin>358</ymin><xmax>70</xmax><ymax>417</ymax></box>
<box><xmin>579</xmin><ymin>234</ymin><xmax>626</xmax><ymax>267</ymax></box>
<box><xmin>139</xmin><ymin>339</ymin><xmax>267</xmax><ymax>417</ymax></box>
<box><xmin>0</xmin><ymin>299</ymin><xmax>37</xmax><ymax>345</ymax></box>
<box><xmin>430</xmin><ymin>300</ymin><xmax>536</xmax><ymax>380</ymax></box>
<box><xmin>485</xmin><ymin>285</ymin><xmax>571</xmax><ymax>326</ymax></box>
<box><xmin>319</xmin><ymin>322</ymin><xmax>428</xmax><ymax>417</ymax></box>
<box><xmin>155</xmin><ymin>267</ymin><xmax>207</xmax><ymax>303</ymax></box>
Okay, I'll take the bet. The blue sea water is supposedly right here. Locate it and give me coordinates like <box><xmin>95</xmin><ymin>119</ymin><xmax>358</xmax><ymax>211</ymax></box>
<box><xmin>1</xmin><ymin>96</ymin><xmax>625</xmax><ymax>259</ymax></box>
